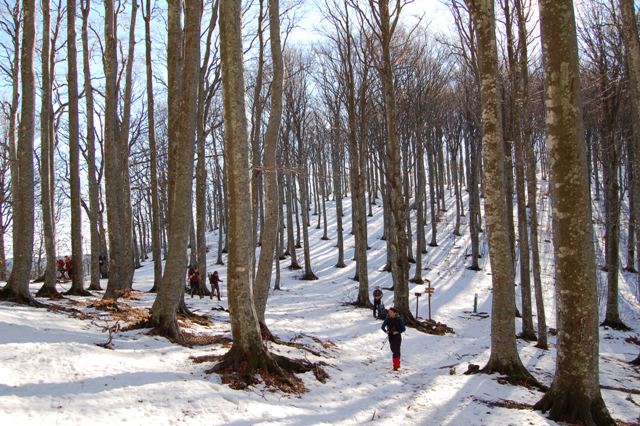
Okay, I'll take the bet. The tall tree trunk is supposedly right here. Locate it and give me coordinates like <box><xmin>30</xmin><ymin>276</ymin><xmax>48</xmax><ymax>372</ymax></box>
<box><xmin>412</xmin><ymin>133</ymin><xmax>426</xmax><ymax>284</ymax></box>
<box><xmin>144</xmin><ymin>0</ymin><xmax>163</xmax><ymax>293</ymax></box>
<box><xmin>103</xmin><ymin>1</ymin><xmax>135</xmax><ymax>299</ymax></box>
<box><xmin>81</xmin><ymin>0</ymin><xmax>102</xmax><ymax>292</ymax></box>
<box><xmin>150</xmin><ymin>0</ymin><xmax>201</xmax><ymax>341</ymax></box>
<box><xmin>1</xmin><ymin>0</ymin><xmax>38</xmax><ymax>305</ymax></box>
<box><xmin>466</xmin><ymin>0</ymin><xmax>534</xmax><ymax>381</ymax></box>
<box><xmin>36</xmin><ymin>0</ymin><xmax>59</xmax><ymax>298</ymax></box>
<box><xmin>332</xmin><ymin>114</ymin><xmax>346</xmax><ymax>268</ymax></box>
<box><xmin>533</xmin><ymin>0</ymin><xmax>615</xmax><ymax>423</ymax></box>
<box><xmin>254</xmin><ymin>0</ymin><xmax>284</xmax><ymax>330</ymax></box>
<box><xmin>504</xmin><ymin>0</ymin><xmax>535</xmax><ymax>340</ymax></box>
<box><xmin>514</xmin><ymin>0</ymin><xmax>546</xmax><ymax>349</ymax></box>
<box><xmin>620</xmin><ymin>0</ymin><xmax>640</xmax><ymax>305</ymax></box>
<box><xmin>66</xmin><ymin>0</ymin><xmax>87</xmax><ymax>295</ymax></box>
<box><xmin>377</xmin><ymin>0</ymin><xmax>412</xmax><ymax>322</ymax></box>
<box><xmin>212</xmin><ymin>0</ymin><xmax>292</xmax><ymax>385</ymax></box>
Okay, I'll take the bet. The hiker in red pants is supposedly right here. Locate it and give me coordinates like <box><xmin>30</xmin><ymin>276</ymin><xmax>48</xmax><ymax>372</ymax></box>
<box><xmin>381</xmin><ymin>307</ymin><xmax>406</xmax><ymax>371</ymax></box>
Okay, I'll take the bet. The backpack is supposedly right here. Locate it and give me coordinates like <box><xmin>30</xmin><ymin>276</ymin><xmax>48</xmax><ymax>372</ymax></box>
<box><xmin>377</xmin><ymin>303</ymin><xmax>388</xmax><ymax>320</ymax></box>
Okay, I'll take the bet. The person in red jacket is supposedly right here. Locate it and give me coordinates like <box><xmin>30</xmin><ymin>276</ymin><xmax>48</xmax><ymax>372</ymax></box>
<box><xmin>209</xmin><ymin>271</ymin><xmax>222</xmax><ymax>301</ymax></box>
<box><xmin>63</xmin><ymin>256</ymin><xmax>73</xmax><ymax>280</ymax></box>
<box><xmin>189</xmin><ymin>266</ymin><xmax>203</xmax><ymax>299</ymax></box>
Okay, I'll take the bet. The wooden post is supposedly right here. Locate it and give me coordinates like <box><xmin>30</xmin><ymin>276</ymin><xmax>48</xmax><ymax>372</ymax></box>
<box><xmin>415</xmin><ymin>292</ymin><xmax>422</xmax><ymax>319</ymax></box>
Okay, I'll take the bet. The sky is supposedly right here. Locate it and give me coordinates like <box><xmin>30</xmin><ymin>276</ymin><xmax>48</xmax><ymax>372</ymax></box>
<box><xmin>288</xmin><ymin>0</ymin><xmax>455</xmax><ymax>44</ymax></box>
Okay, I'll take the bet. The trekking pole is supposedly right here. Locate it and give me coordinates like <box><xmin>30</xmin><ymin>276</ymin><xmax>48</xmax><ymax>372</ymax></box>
<box><xmin>380</xmin><ymin>337</ymin><xmax>387</xmax><ymax>350</ymax></box>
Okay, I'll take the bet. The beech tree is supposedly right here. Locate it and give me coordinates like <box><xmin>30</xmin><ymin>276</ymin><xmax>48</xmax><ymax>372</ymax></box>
<box><xmin>149</xmin><ymin>0</ymin><xmax>201</xmax><ymax>341</ymax></box>
<box><xmin>534</xmin><ymin>0</ymin><xmax>615</xmax><ymax>423</ymax></box>
<box><xmin>466</xmin><ymin>0</ymin><xmax>536</xmax><ymax>383</ymax></box>
<box><xmin>0</xmin><ymin>0</ymin><xmax>38</xmax><ymax>305</ymax></box>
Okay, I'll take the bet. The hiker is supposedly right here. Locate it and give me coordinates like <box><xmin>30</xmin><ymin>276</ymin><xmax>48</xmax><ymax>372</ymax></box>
<box><xmin>57</xmin><ymin>259</ymin><xmax>65</xmax><ymax>280</ymax></box>
<box><xmin>64</xmin><ymin>256</ymin><xmax>73</xmax><ymax>280</ymax></box>
<box><xmin>189</xmin><ymin>266</ymin><xmax>203</xmax><ymax>299</ymax></box>
<box><xmin>209</xmin><ymin>271</ymin><xmax>222</xmax><ymax>301</ymax></box>
<box><xmin>381</xmin><ymin>307</ymin><xmax>406</xmax><ymax>371</ymax></box>
<box><xmin>372</xmin><ymin>286</ymin><xmax>383</xmax><ymax>318</ymax></box>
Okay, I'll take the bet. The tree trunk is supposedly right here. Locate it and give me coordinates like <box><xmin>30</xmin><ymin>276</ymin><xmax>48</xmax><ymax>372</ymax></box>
<box><xmin>66</xmin><ymin>0</ymin><xmax>88</xmax><ymax>296</ymax></box>
<box><xmin>503</xmin><ymin>0</ymin><xmax>535</xmax><ymax>341</ymax></box>
<box><xmin>514</xmin><ymin>0</ymin><xmax>546</xmax><ymax>349</ymax></box>
<box><xmin>150</xmin><ymin>0</ymin><xmax>201</xmax><ymax>341</ymax></box>
<box><xmin>103</xmin><ymin>1</ymin><xmax>135</xmax><ymax>299</ymax></box>
<box><xmin>466</xmin><ymin>0</ymin><xmax>533</xmax><ymax>381</ymax></box>
<box><xmin>534</xmin><ymin>0</ymin><xmax>615</xmax><ymax>423</ymax></box>
<box><xmin>332</xmin><ymin>113</ymin><xmax>346</xmax><ymax>268</ymax></box>
<box><xmin>36</xmin><ymin>0</ymin><xmax>59</xmax><ymax>299</ymax></box>
<box><xmin>81</xmin><ymin>0</ymin><xmax>102</xmax><ymax>292</ymax></box>
<box><xmin>1</xmin><ymin>0</ymin><xmax>37</xmax><ymax>305</ymax></box>
<box><xmin>144</xmin><ymin>0</ymin><xmax>163</xmax><ymax>293</ymax></box>
<box><xmin>213</xmin><ymin>0</ymin><xmax>284</xmax><ymax>384</ymax></box>
<box><xmin>254</xmin><ymin>0</ymin><xmax>284</xmax><ymax>328</ymax></box>
<box><xmin>377</xmin><ymin>0</ymin><xmax>412</xmax><ymax>321</ymax></box>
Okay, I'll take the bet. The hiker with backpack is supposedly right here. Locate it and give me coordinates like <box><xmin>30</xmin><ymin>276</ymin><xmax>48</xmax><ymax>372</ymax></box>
<box><xmin>189</xmin><ymin>266</ymin><xmax>203</xmax><ymax>299</ymax></box>
<box><xmin>209</xmin><ymin>271</ymin><xmax>222</xmax><ymax>300</ymax></box>
<box><xmin>381</xmin><ymin>307</ymin><xmax>406</xmax><ymax>371</ymax></box>
<box><xmin>372</xmin><ymin>286</ymin><xmax>383</xmax><ymax>318</ymax></box>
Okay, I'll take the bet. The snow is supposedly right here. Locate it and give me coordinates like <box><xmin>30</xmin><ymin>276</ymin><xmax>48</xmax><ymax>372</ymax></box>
<box><xmin>1</xmin><ymin>186</ymin><xmax>639</xmax><ymax>425</ymax></box>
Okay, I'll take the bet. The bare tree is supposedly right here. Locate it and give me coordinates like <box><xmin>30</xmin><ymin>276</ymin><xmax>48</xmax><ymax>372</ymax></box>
<box><xmin>143</xmin><ymin>0</ymin><xmax>163</xmax><ymax>293</ymax></box>
<box><xmin>149</xmin><ymin>0</ymin><xmax>201</xmax><ymax>340</ymax></box>
<box><xmin>0</xmin><ymin>0</ymin><xmax>38</xmax><ymax>305</ymax></box>
<box><xmin>533</xmin><ymin>0</ymin><xmax>615</xmax><ymax>423</ymax></box>
<box><xmin>466</xmin><ymin>0</ymin><xmax>536</xmax><ymax>383</ymax></box>
<box><xmin>254</xmin><ymin>0</ymin><xmax>285</xmax><ymax>334</ymax></box>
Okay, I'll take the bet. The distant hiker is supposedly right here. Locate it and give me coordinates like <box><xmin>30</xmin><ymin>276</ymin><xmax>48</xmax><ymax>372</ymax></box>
<box><xmin>381</xmin><ymin>307</ymin><xmax>406</xmax><ymax>371</ymax></box>
<box><xmin>64</xmin><ymin>256</ymin><xmax>73</xmax><ymax>280</ymax></box>
<box><xmin>57</xmin><ymin>259</ymin><xmax>65</xmax><ymax>280</ymax></box>
<box><xmin>189</xmin><ymin>266</ymin><xmax>203</xmax><ymax>299</ymax></box>
<box><xmin>209</xmin><ymin>271</ymin><xmax>222</xmax><ymax>301</ymax></box>
<box><xmin>98</xmin><ymin>255</ymin><xmax>108</xmax><ymax>279</ymax></box>
<box><xmin>372</xmin><ymin>286</ymin><xmax>383</xmax><ymax>318</ymax></box>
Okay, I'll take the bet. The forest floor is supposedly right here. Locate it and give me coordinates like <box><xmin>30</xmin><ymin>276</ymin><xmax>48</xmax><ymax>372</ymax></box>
<box><xmin>1</xmin><ymin>186</ymin><xmax>639</xmax><ymax>425</ymax></box>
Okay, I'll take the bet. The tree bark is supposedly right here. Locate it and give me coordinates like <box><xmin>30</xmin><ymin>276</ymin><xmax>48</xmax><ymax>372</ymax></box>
<box><xmin>150</xmin><ymin>0</ymin><xmax>201</xmax><ymax>341</ymax></box>
<box><xmin>36</xmin><ymin>0</ymin><xmax>59</xmax><ymax>299</ymax></box>
<box><xmin>254</xmin><ymin>0</ymin><xmax>284</xmax><ymax>328</ymax></box>
<box><xmin>534</xmin><ymin>1</ymin><xmax>615</xmax><ymax>423</ymax></box>
<box><xmin>143</xmin><ymin>0</ymin><xmax>163</xmax><ymax>293</ymax></box>
<box><xmin>466</xmin><ymin>0</ymin><xmax>533</xmax><ymax>381</ymax></box>
<box><xmin>66</xmin><ymin>0</ymin><xmax>88</xmax><ymax>296</ymax></box>
<box><xmin>1</xmin><ymin>0</ymin><xmax>37</xmax><ymax>305</ymax></box>
<box><xmin>103</xmin><ymin>1</ymin><xmax>135</xmax><ymax>299</ymax></box>
<box><xmin>81</xmin><ymin>0</ymin><xmax>102</xmax><ymax>292</ymax></box>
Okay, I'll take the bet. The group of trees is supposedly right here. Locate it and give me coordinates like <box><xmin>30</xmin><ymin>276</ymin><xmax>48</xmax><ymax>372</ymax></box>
<box><xmin>0</xmin><ymin>0</ymin><xmax>637</xmax><ymax>423</ymax></box>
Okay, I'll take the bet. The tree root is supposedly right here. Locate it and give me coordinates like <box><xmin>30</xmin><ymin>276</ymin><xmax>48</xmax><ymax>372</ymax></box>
<box><xmin>207</xmin><ymin>345</ymin><xmax>328</xmax><ymax>392</ymax></box>
<box><xmin>63</xmin><ymin>288</ymin><xmax>94</xmax><ymax>297</ymax></box>
<box><xmin>347</xmin><ymin>300</ymin><xmax>373</xmax><ymax>310</ymax></box>
<box><xmin>600</xmin><ymin>319</ymin><xmax>632</xmax><ymax>331</ymax></box>
<box><xmin>35</xmin><ymin>285</ymin><xmax>64</xmax><ymax>300</ymax></box>
<box><xmin>479</xmin><ymin>360</ymin><xmax>546</xmax><ymax>391</ymax></box>
<box><xmin>518</xmin><ymin>331</ymin><xmax>538</xmax><ymax>342</ymax></box>
<box><xmin>534</xmin><ymin>388</ymin><xmax>616</xmax><ymax>426</ymax></box>
<box><xmin>301</xmin><ymin>272</ymin><xmax>318</xmax><ymax>280</ymax></box>
<box><xmin>0</xmin><ymin>287</ymin><xmax>46</xmax><ymax>308</ymax></box>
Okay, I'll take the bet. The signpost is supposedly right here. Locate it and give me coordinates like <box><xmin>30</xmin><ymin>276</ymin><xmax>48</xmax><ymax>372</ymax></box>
<box><xmin>426</xmin><ymin>283</ymin><xmax>435</xmax><ymax>321</ymax></box>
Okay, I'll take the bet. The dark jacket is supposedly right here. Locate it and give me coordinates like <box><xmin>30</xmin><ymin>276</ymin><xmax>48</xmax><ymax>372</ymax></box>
<box><xmin>381</xmin><ymin>315</ymin><xmax>406</xmax><ymax>336</ymax></box>
<box><xmin>373</xmin><ymin>289</ymin><xmax>383</xmax><ymax>300</ymax></box>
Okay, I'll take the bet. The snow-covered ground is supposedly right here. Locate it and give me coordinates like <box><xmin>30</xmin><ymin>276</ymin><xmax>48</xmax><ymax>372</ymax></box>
<box><xmin>1</xmin><ymin>187</ymin><xmax>639</xmax><ymax>425</ymax></box>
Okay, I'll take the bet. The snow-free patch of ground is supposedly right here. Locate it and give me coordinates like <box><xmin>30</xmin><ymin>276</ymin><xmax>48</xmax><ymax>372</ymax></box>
<box><xmin>1</xmin><ymin>188</ymin><xmax>639</xmax><ymax>425</ymax></box>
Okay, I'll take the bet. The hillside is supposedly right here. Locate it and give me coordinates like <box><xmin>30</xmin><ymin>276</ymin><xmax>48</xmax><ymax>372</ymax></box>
<box><xmin>1</xmin><ymin>189</ymin><xmax>639</xmax><ymax>426</ymax></box>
